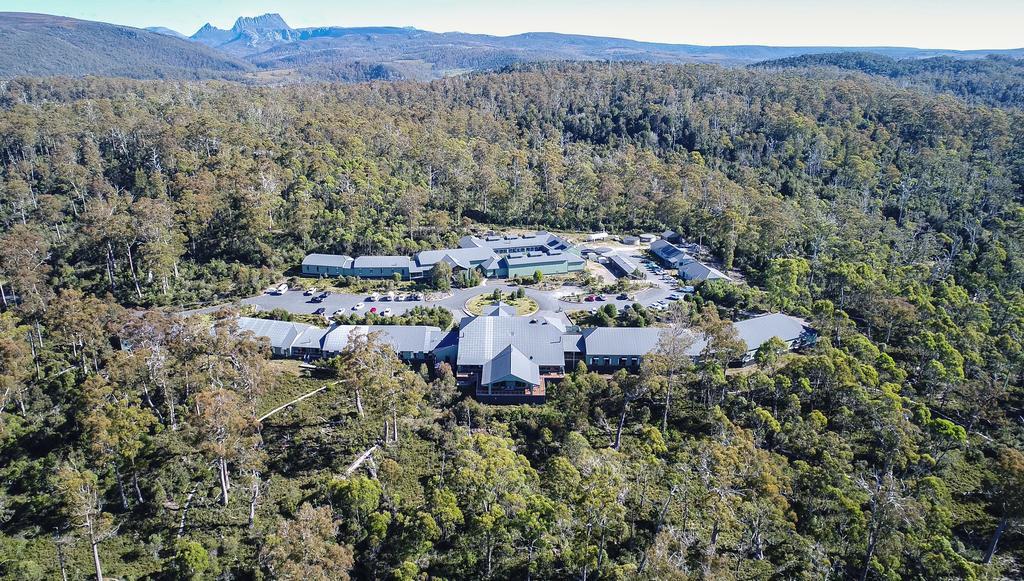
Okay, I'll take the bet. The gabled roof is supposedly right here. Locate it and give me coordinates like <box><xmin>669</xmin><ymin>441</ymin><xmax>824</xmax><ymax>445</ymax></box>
<box><xmin>677</xmin><ymin>259</ymin><xmax>731</xmax><ymax>282</ymax></box>
<box><xmin>302</xmin><ymin>253</ymin><xmax>354</xmax><ymax>269</ymax></box>
<box><xmin>415</xmin><ymin>247</ymin><xmax>497</xmax><ymax>269</ymax></box>
<box><xmin>483</xmin><ymin>303</ymin><xmax>516</xmax><ymax>317</ymax></box>
<box><xmin>733</xmin><ymin>313</ymin><xmax>810</xmax><ymax>353</ymax></box>
<box><xmin>608</xmin><ymin>253</ymin><xmax>639</xmax><ymax>275</ymax></box>
<box><xmin>582</xmin><ymin>327</ymin><xmax>705</xmax><ymax>358</ymax></box>
<box><xmin>352</xmin><ymin>256</ymin><xmax>413</xmax><ymax>269</ymax></box>
<box><xmin>480</xmin><ymin>345</ymin><xmax>541</xmax><ymax>386</ymax></box>
<box><xmin>456</xmin><ymin>314</ymin><xmax>566</xmax><ymax>367</ymax></box>
<box><xmin>650</xmin><ymin>239</ymin><xmax>690</xmax><ymax>265</ymax></box>
<box><xmin>504</xmin><ymin>253</ymin><xmax>570</xmax><ymax>267</ymax></box>
<box><xmin>320</xmin><ymin>324</ymin><xmax>444</xmax><ymax>354</ymax></box>
<box><xmin>481</xmin><ymin>256</ymin><xmax>503</xmax><ymax>270</ymax></box>
<box><xmin>237</xmin><ymin>317</ymin><xmax>320</xmax><ymax>351</ymax></box>
<box><xmin>583</xmin><ymin>327</ymin><xmax>664</xmax><ymax>357</ymax></box>
<box><xmin>459</xmin><ymin>231</ymin><xmax>573</xmax><ymax>253</ymax></box>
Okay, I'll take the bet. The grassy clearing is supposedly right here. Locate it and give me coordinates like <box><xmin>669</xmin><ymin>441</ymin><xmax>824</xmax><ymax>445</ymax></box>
<box><xmin>465</xmin><ymin>294</ymin><xmax>539</xmax><ymax>316</ymax></box>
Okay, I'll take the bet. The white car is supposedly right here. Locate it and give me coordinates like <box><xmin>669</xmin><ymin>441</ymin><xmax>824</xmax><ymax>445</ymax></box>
<box><xmin>304</xmin><ymin>287</ymin><xmax>317</xmax><ymax>296</ymax></box>
<box><xmin>396</xmin><ymin>293</ymin><xmax>407</xmax><ymax>301</ymax></box>
<box><xmin>352</xmin><ymin>302</ymin><xmax>365</xmax><ymax>310</ymax></box>
<box><xmin>382</xmin><ymin>308</ymin><xmax>393</xmax><ymax>316</ymax></box>
<box><xmin>589</xmin><ymin>307</ymin><xmax>598</xmax><ymax>315</ymax></box>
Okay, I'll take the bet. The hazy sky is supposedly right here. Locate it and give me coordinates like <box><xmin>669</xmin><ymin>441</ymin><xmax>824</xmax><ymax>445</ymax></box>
<box><xmin>3</xmin><ymin>0</ymin><xmax>1022</xmax><ymax>50</ymax></box>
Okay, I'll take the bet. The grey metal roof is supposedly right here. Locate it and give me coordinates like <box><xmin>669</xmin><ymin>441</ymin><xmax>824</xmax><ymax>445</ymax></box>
<box><xmin>483</xmin><ymin>303</ymin><xmax>517</xmax><ymax>317</ymax></box>
<box><xmin>302</xmin><ymin>253</ymin><xmax>354</xmax><ymax>269</ymax></box>
<box><xmin>561</xmin><ymin>333</ymin><xmax>583</xmax><ymax>353</ymax></box>
<box><xmin>237</xmin><ymin>317</ymin><xmax>319</xmax><ymax>351</ymax></box>
<box><xmin>733</xmin><ymin>313</ymin><xmax>809</xmax><ymax>353</ymax></box>
<box><xmin>352</xmin><ymin>256</ymin><xmax>413</xmax><ymax>269</ymax></box>
<box><xmin>372</xmin><ymin>325</ymin><xmax>444</xmax><ymax>353</ymax></box>
<box><xmin>583</xmin><ymin>327</ymin><xmax>664</xmax><ymax>357</ymax></box>
<box><xmin>504</xmin><ymin>253</ymin><xmax>569</xmax><ymax>267</ymax></box>
<box><xmin>415</xmin><ymin>247</ymin><xmax>497</xmax><ymax>269</ymax></box>
<box><xmin>650</xmin><ymin>240</ymin><xmax>689</xmax><ymax>265</ymax></box>
<box><xmin>456</xmin><ymin>314</ymin><xmax>567</xmax><ymax>368</ymax></box>
<box><xmin>459</xmin><ymin>232</ymin><xmax>572</xmax><ymax>253</ymax></box>
<box><xmin>432</xmin><ymin>329</ymin><xmax>459</xmax><ymax>351</ymax></box>
<box><xmin>531</xmin><ymin>311</ymin><xmax>571</xmax><ymax>332</ymax></box>
<box><xmin>608</xmin><ymin>254</ymin><xmax>639</xmax><ymax>275</ymax></box>
<box><xmin>293</xmin><ymin>325</ymin><xmax>326</xmax><ymax>350</ymax></box>
<box><xmin>320</xmin><ymin>324</ymin><xmax>443</xmax><ymax>354</ymax></box>
<box><xmin>480</xmin><ymin>345</ymin><xmax>540</xmax><ymax>386</ymax></box>
<box><xmin>677</xmin><ymin>259</ymin><xmax>730</xmax><ymax>282</ymax></box>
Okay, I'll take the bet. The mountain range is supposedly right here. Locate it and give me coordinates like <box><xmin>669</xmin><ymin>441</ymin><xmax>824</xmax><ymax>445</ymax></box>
<box><xmin>3</xmin><ymin>11</ymin><xmax>1024</xmax><ymax>82</ymax></box>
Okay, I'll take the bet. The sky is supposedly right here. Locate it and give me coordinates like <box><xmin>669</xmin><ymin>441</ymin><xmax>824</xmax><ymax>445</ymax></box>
<box><xmin>2</xmin><ymin>0</ymin><xmax>1023</xmax><ymax>50</ymax></box>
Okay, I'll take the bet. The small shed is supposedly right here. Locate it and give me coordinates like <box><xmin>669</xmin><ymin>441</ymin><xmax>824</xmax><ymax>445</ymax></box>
<box><xmin>621</xmin><ymin>235</ymin><xmax>640</xmax><ymax>245</ymax></box>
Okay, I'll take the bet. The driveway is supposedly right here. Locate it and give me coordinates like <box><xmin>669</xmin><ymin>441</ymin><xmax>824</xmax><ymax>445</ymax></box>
<box><xmin>242</xmin><ymin>259</ymin><xmax>681</xmax><ymax>320</ymax></box>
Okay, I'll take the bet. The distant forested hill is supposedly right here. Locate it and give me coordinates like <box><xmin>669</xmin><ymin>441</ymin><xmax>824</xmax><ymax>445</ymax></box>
<box><xmin>0</xmin><ymin>13</ymin><xmax>253</xmax><ymax>79</ymax></box>
<box><xmin>3</xmin><ymin>11</ymin><xmax>1024</xmax><ymax>82</ymax></box>
<box><xmin>754</xmin><ymin>52</ymin><xmax>1024</xmax><ymax>108</ymax></box>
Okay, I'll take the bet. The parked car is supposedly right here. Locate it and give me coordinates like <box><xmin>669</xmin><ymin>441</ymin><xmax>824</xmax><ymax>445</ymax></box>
<box><xmin>313</xmin><ymin>307</ymin><xmax>326</xmax><ymax>315</ymax></box>
<box><xmin>367</xmin><ymin>293</ymin><xmax>378</xmax><ymax>301</ymax></box>
<box><xmin>382</xmin><ymin>308</ymin><xmax>392</xmax><ymax>316</ymax></box>
<box><xmin>369</xmin><ymin>307</ymin><xmax>378</xmax><ymax>313</ymax></box>
<box><xmin>319</xmin><ymin>291</ymin><xmax>330</xmax><ymax>299</ymax></box>
<box><xmin>680</xmin><ymin>286</ymin><xmax>695</xmax><ymax>293</ymax></box>
<box><xmin>303</xmin><ymin>287</ymin><xmax>317</xmax><ymax>296</ymax></box>
<box><xmin>396</xmin><ymin>293</ymin><xmax>407</xmax><ymax>301</ymax></box>
<box><xmin>617</xmin><ymin>293</ymin><xmax>630</xmax><ymax>300</ymax></box>
<box><xmin>333</xmin><ymin>309</ymin><xmax>346</xmax><ymax>317</ymax></box>
<box><xmin>584</xmin><ymin>295</ymin><xmax>596</xmax><ymax>302</ymax></box>
<box><xmin>596</xmin><ymin>295</ymin><xmax>607</xmax><ymax>301</ymax></box>
<box><xmin>352</xmin><ymin>302</ymin><xmax>365</xmax><ymax>310</ymax></box>
<box><xmin>589</xmin><ymin>307</ymin><xmax>598</xmax><ymax>315</ymax></box>
<box><xmin>275</xmin><ymin>283</ymin><xmax>289</xmax><ymax>294</ymax></box>
<box><xmin>667</xmin><ymin>294</ymin><xmax>680</xmax><ymax>301</ymax></box>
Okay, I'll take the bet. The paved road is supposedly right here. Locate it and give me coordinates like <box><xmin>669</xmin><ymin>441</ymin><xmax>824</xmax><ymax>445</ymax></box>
<box><xmin>242</xmin><ymin>254</ymin><xmax>679</xmax><ymax>319</ymax></box>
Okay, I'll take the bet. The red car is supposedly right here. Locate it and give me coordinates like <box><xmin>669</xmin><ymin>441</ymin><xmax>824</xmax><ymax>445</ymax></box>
<box><xmin>369</xmin><ymin>307</ymin><xmax>378</xmax><ymax>313</ymax></box>
<box><xmin>584</xmin><ymin>295</ymin><xmax>596</xmax><ymax>302</ymax></box>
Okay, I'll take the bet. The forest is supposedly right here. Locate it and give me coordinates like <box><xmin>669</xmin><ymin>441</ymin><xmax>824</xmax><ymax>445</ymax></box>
<box><xmin>0</xmin><ymin>61</ymin><xmax>1022</xmax><ymax>579</ymax></box>
<box><xmin>754</xmin><ymin>52</ymin><xmax>1024</xmax><ymax>109</ymax></box>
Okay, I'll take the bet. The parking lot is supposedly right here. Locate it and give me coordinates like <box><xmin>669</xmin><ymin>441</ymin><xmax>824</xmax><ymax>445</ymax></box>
<box><xmin>242</xmin><ymin>251</ymin><xmax>690</xmax><ymax>320</ymax></box>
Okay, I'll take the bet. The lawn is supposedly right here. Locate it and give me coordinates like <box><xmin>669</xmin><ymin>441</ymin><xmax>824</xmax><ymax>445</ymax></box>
<box><xmin>465</xmin><ymin>293</ymin><xmax>539</xmax><ymax>316</ymax></box>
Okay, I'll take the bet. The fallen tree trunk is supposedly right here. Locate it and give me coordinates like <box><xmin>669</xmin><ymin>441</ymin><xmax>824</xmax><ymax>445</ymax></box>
<box><xmin>344</xmin><ymin>445</ymin><xmax>379</xmax><ymax>477</ymax></box>
<box><xmin>257</xmin><ymin>385</ymin><xmax>329</xmax><ymax>423</ymax></box>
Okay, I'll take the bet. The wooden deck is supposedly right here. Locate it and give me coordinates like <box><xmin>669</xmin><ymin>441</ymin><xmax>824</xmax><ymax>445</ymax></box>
<box><xmin>459</xmin><ymin>372</ymin><xmax>564</xmax><ymax>403</ymax></box>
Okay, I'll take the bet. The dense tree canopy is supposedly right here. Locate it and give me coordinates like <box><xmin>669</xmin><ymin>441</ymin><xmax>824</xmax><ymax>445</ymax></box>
<box><xmin>0</xmin><ymin>62</ymin><xmax>1022</xmax><ymax>578</ymax></box>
